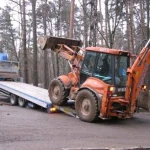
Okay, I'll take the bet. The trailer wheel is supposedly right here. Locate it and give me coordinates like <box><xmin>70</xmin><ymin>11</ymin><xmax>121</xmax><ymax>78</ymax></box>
<box><xmin>10</xmin><ymin>94</ymin><xmax>18</xmax><ymax>105</ymax></box>
<box><xmin>18</xmin><ymin>97</ymin><xmax>26</xmax><ymax>107</ymax></box>
<box><xmin>75</xmin><ymin>89</ymin><xmax>99</xmax><ymax>122</ymax></box>
<box><xmin>49</xmin><ymin>79</ymin><xmax>69</xmax><ymax>105</ymax></box>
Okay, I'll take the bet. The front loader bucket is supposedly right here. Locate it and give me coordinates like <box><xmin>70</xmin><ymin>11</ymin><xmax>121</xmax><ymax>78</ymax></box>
<box><xmin>38</xmin><ymin>36</ymin><xmax>82</xmax><ymax>50</ymax></box>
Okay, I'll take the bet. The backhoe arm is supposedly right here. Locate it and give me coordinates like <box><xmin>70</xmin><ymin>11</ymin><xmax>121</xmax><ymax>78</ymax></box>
<box><xmin>125</xmin><ymin>39</ymin><xmax>150</xmax><ymax>114</ymax></box>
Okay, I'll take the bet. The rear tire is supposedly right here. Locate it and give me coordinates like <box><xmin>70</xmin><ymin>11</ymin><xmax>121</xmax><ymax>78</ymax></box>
<box><xmin>49</xmin><ymin>79</ymin><xmax>69</xmax><ymax>105</ymax></box>
<box><xmin>10</xmin><ymin>94</ymin><xmax>18</xmax><ymax>105</ymax></box>
<box><xmin>75</xmin><ymin>89</ymin><xmax>99</xmax><ymax>122</ymax></box>
<box><xmin>18</xmin><ymin>97</ymin><xmax>26</xmax><ymax>107</ymax></box>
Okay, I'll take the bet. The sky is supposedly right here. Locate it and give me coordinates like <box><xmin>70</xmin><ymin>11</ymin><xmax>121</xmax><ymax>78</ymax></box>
<box><xmin>1</xmin><ymin>0</ymin><xmax>7</xmax><ymax>8</ymax></box>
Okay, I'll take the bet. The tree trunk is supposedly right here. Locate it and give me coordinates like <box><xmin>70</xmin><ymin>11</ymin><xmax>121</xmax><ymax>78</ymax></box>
<box><xmin>129</xmin><ymin>0</ymin><xmax>134</xmax><ymax>54</ymax></box>
<box><xmin>125</xmin><ymin>0</ymin><xmax>130</xmax><ymax>51</ymax></box>
<box><xmin>93</xmin><ymin>0</ymin><xmax>97</xmax><ymax>46</ymax></box>
<box><xmin>140</xmin><ymin>0</ymin><xmax>145</xmax><ymax>40</ymax></box>
<box><xmin>69</xmin><ymin>0</ymin><xmax>75</xmax><ymax>39</ymax></box>
<box><xmin>89</xmin><ymin>0</ymin><xmax>98</xmax><ymax>46</ymax></box>
<box><xmin>146</xmin><ymin>0</ymin><xmax>149</xmax><ymax>39</ymax></box>
<box><xmin>82</xmin><ymin>0</ymin><xmax>88</xmax><ymax>47</ymax></box>
<box><xmin>22</xmin><ymin>0</ymin><xmax>28</xmax><ymax>83</ymax></box>
<box><xmin>99</xmin><ymin>0</ymin><xmax>103</xmax><ymax>46</ymax></box>
<box><xmin>105</xmin><ymin>0</ymin><xmax>109</xmax><ymax>47</ymax></box>
<box><xmin>31</xmin><ymin>0</ymin><xmax>38</xmax><ymax>86</ymax></box>
<box><xmin>43</xmin><ymin>1</ymin><xmax>48</xmax><ymax>88</ymax></box>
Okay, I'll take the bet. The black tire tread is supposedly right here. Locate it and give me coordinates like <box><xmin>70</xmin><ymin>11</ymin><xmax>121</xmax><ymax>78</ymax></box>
<box><xmin>49</xmin><ymin>79</ymin><xmax>69</xmax><ymax>106</ymax></box>
<box><xmin>75</xmin><ymin>89</ymin><xmax>99</xmax><ymax>122</ymax></box>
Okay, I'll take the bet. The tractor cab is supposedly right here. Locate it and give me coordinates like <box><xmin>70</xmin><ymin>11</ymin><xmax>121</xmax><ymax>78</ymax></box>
<box><xmin>80</xmin><ymin>47</ymin><xmax>130</xmax><ymax>95</ymax></box>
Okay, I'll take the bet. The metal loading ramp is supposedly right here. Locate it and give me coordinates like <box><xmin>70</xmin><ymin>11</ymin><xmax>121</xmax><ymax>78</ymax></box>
<box><xmin>0</xmin><ymin>81</ymin><xmax>51</xmax><ymax>108</ymax></box>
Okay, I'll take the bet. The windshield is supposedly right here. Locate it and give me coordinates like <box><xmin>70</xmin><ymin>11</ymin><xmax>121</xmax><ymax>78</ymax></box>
<box><xmin>115</xmin><ymin>55</ymin><xmax>128</xmax><ymax>87</ymax></box>
<box><xmin>80</xmin><ymin>51</ymin><xmax>129</xmax><ymax>87</ymax></box>
<box><xmin>93</xmin><ymin>54</ymin><xmax>129</xmax><ymax>87</ymax></box>
<box><xmin>93</xmin><ymin>53</ymin><xmax>112</xmax><ymax>84</ymax></box>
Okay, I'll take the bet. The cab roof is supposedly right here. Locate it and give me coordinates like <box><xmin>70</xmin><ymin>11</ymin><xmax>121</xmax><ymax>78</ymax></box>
<box><xmin>86</xmin><ymin>47</ymin><xmax>131</xmax><ymax>56</ymax></box>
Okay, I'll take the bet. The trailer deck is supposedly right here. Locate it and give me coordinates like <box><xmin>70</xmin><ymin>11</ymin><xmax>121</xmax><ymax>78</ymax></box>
<box><xmin>0</xmin><ymin>81</ymin><xmax>52</xmax><ymax>109</ymax></box>
<box><xmin>0</xmin><ymin>81</ymin><xmax>77</xmax><ymax>117</ymax></box>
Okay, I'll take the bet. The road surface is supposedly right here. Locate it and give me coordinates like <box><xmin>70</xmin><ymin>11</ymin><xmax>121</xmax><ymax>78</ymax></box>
<box><xmin>0</xmin><ymin>97</ymin><xmax>150</xmax><ymax>150</ymax></box>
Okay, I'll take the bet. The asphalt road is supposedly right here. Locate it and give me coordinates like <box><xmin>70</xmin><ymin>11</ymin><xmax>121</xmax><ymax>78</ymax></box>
<box><xmin>0</xmin><ymin>97</ymin><xmax>150</xmax><ymax>150</ymax></box>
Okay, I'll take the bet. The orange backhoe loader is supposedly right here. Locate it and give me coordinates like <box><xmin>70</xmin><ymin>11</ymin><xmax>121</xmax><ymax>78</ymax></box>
<box><xmin>38</xmin><ymin>36</ymin><xmax>150</xmax><ymax>122</ymax></box>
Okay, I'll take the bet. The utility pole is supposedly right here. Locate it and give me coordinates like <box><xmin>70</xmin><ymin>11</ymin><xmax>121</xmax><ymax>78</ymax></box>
<box><xmin>69</xmin><ymin>0</ymin><xmax>75</xmax><ymax>38</ymax></box>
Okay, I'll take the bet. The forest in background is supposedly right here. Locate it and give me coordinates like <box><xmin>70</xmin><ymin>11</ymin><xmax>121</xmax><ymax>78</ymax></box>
<box><xmin>0</xmin><ymin>0</ymin><xmax>149</xmax><ymax>88</ymax></box>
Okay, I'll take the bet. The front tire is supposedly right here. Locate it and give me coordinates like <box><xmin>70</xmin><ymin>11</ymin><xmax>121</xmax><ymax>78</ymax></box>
<box><xmin>49</xmin><ymin>79</ymin><xmax>69</xmax><ymax>105</ymax></box>
<box><xmin>75</xmin><ymin>89</ymin><xmax>99</xmax><ymax>122</ymax></box>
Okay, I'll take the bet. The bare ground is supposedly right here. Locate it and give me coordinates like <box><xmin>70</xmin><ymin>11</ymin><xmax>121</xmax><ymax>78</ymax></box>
<box><xmin>0</xmin><ymin>97</ymin><xmax>150</xmax><ymax>150</ymax></box>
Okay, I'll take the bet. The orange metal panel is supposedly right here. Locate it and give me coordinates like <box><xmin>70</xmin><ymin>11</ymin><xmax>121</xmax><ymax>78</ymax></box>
<box><xmin>86</xmin><ymin>47</ymin><xmax>130</xmax><ymax>55</ymax></box>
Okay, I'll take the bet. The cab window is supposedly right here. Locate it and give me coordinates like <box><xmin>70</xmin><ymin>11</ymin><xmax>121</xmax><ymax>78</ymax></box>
<box><xmin>81</xmin><ymin>51</ymin><xmax>96</xmax><ymax>74</ymax></box>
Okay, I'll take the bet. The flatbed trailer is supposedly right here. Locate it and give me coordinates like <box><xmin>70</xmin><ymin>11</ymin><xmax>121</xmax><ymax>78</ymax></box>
<box><xmin>0</xmin><ymin>81</ymin><xmax>52</xmax><ymax>111</ymax></box>
<box><xmin>0</xmin><ymin>81</ymin><xmax>77</xmax><ymax>117</ymax></box>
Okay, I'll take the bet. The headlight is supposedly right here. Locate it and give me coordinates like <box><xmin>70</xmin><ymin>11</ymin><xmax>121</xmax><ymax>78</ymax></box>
<box><xmin>109</xmin><ymin>86</ymin><xmax>116</xmax><ymax>93</ymax></box>
<box><xmin>108</xmin><ymin>86</ymin><xmax>116</xmax><ymax>97</ymax></box>
<box><xmin>141</xmin><ymin>85</ymin><xmax>147</xmax><ymax>91</ymax></box>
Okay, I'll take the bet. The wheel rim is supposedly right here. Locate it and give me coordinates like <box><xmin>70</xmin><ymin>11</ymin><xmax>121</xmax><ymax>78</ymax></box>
<box><xmin>52</xmin><ymin>85</ymin><xmax>60</xmax><ymax>99</ymax></box>
<box><xmin>18</xmin><ymin>98</ymin><xmax>24</xmax><ymax>106</ymax></box>
<box><xmin>81</xmin><ymin>98</ymin><xmax>91</xmax><ymax>116</ymax></box>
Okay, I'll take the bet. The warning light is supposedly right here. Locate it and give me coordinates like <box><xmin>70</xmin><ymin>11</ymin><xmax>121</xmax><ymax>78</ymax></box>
<box><xmin>50</xmin><ymin>107</ymin><xmax>57</xmax><ymax>112</ymax></box>
<box><xmin>141</xmin><ymin>85</ymin><xmax>147</xmax><ymax>91</ymax></box>
<box><xmin>107</xmin><ymin>86</ymin><xmax>116</xmax><ymax>97</ymax></box>
<box><xmin>109</xmin><ymin>86</ymin><xmax>115</xmax><ymax>93</ymax></box>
